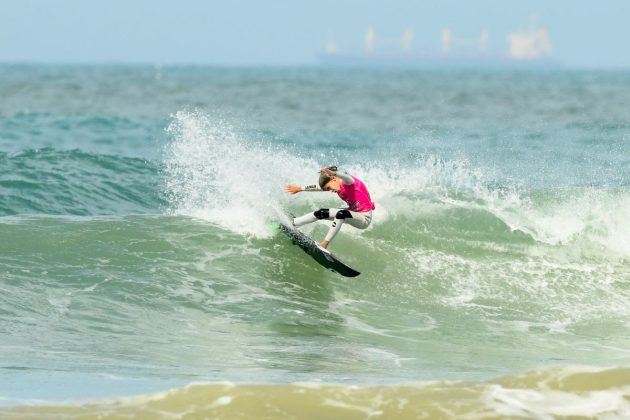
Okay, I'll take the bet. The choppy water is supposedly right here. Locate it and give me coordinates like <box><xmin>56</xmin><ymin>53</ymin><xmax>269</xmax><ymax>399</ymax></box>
<box><xmin>1</xmin><ymin>64</ymin><xmax>629</xmax><ymax>417</ymax></box>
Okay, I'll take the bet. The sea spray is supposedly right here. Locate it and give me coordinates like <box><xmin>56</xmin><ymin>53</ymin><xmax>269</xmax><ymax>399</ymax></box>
<box><xmin>163</xmin><ymin>110</ymin><xmax>317</xmax><ymax>237</ymax></box>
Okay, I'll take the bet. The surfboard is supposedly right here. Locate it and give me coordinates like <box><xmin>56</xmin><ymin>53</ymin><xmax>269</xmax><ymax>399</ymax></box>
<box><xmin>276</xmin><ymin>222</ymin><xmax>360</xmax><ymax>277</ymax></box>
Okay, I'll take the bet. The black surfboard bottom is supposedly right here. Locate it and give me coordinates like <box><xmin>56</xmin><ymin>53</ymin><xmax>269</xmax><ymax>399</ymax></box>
<box><xmin>277</xmin><ymin>222</ymin><xmax>360</xmax><ymax>277</ymax></box>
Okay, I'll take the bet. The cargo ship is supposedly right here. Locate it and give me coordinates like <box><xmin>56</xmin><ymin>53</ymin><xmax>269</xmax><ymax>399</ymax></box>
<box><xmin>318</xmin><ymin>25</ymin><xmax>560</xmax><ymax>68</ymax></box>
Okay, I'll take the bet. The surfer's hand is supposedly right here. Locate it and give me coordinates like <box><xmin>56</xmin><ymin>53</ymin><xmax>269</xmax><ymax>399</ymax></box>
<box><xmin>285</xmin><ymin>185</ymin><xmax>302</xmax><ymax>194</ymax></box>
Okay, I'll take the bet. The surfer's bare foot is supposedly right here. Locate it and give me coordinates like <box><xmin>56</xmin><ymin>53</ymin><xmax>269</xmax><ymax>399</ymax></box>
<box><xmin>320</xmin><ymin>240</ymin><xmax>329</xmax><ymax>249</ymax></box>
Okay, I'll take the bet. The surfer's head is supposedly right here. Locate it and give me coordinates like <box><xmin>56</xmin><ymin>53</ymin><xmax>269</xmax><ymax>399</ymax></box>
<box><xmin>322</xmin><ymin>177</ymin><xmax>342</xmax><ymax>193</ymax></box>
<box><xmin>319</xmin><ymin>166</ymin><xmax>340</xmax><ymax>192</ymax></box>
<box><xmin>319</xmin><ymin>176</ymin><xmax>341</xmax><ymax>193</ymax></box>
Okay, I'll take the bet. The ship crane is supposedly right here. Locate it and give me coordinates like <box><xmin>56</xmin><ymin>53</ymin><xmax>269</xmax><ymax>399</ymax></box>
<box><xmin>364</xmin><ymin>27</ymin><xmax>414</xmax><ymax>54</ymax></box>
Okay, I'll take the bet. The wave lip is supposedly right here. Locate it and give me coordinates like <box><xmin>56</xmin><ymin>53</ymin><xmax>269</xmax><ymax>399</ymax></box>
<box><xmin>2</xmin><ymin>367</ymin><xmax>628</xmax><ymax>419</ymax></box>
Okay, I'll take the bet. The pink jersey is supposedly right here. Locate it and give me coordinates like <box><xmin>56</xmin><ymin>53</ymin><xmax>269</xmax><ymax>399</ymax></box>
<box><xmin>338</xmin><ymin>176</ymin><xmax>375</xmax><ymax>212</ymax></box>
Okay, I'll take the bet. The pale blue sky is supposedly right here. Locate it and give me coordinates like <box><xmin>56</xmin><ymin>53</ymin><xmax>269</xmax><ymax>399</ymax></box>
<box><xmin>1</xmin><ymin>0</ymin><xmax>629</xmax><ymax>67</ymax></box>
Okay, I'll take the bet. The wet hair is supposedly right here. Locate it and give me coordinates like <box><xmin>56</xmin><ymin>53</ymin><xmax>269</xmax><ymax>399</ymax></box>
<box><xmin>318</xmin><ymin>166</ymin><xmax>338</xmax><ymax>190</ymax></box>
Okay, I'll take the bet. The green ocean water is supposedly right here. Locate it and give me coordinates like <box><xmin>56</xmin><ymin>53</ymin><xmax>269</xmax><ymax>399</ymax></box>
<box><xmin>1</xmin><ymin>65</ymin><xmax>629</xmax><ymax>417</ymax></box>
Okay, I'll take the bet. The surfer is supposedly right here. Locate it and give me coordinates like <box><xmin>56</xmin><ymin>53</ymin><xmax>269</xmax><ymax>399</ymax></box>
<box><xmin>285</xmin><ymin>167</ymin><xmax>375</xmax><ymax>249</ymax></box>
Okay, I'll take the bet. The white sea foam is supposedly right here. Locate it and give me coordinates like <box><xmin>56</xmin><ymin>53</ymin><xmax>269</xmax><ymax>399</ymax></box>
<box><xmin>483</xmin><ymin>382</ymin><xmax>630</xmax><ymax>419</ymax></box>
<box><xmin>404</xmin><ymin>246</ymin><xmax>630</xmax><ymax>334</ymax></box>
<box><xmin>491</xmin><ymin>188</ymin><xmax>630</xmax><ymax>257</ymax></box>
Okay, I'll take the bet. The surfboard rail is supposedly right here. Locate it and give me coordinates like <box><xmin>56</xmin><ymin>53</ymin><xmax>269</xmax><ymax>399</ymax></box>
<box><xmin>277</xmin><ymin>222</ymin><xmax>360</xmax><ymax>277</ymax></box>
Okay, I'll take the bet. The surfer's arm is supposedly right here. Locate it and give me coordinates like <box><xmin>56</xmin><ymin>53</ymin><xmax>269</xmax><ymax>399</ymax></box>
<box><xmin>335</xmin><ymin>170</ymin><xmax>354</xmax><ymax>185</ymax></box>
<box><xmin>285</xmin><ymin>184</ymin><xmax>321</xmax><ymax>194</ymax></box>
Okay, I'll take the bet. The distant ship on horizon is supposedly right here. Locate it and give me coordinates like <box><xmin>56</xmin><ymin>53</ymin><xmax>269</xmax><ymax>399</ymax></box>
<box><xmin>318</xmin><ymin>24</ymin><xmax>561</xmax><ymax>69</ymax></box>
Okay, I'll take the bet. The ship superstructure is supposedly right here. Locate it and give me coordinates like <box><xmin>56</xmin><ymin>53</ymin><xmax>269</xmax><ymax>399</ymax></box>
<box><xmin>319</xmin><ymin>24</ymin><xmax>558</xmax><ymax>68</ymax></box>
